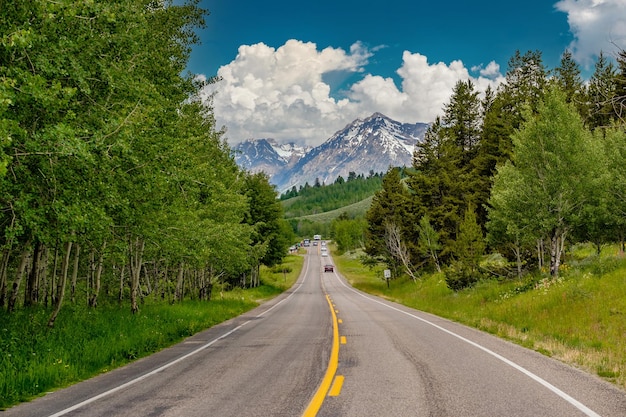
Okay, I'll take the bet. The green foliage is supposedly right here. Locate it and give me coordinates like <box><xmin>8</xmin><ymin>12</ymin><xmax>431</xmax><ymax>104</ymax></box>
<box><xmin>0</xmin><ymin>0</ymin><xmax>306</xmax><ymax>327</ymax></box>
<box><xmin>281</xmin><ymin>174</ymin><xmax>381</xmax><ymax>240</ymax></box>
<box><xmin>331</xmin><ymin>215</ymin><xmax>367</xmax><ymax>254</ymax></box>
<box><xmin>487</xmin><ymin>87</ymin><xmax>605</xmax><ymax>277</ymax></box>
<box><xmin>243</xmin><ymin>172</ymin><xmax>289</xmax><ymax>268</ymax></box>
<box><xmin>336</xmin><ymin>244</ymin><xmax>626</xmax><ymax>390</ymax></box>
<box><xmin>365</xmin><ymin>167</ymin><xmax>411</xmax><ymax>264</ymax></box>
<box><xmin>417</xmin><ymin>215</ymin><xmax>441</xmax><ymax>271</ymax></box>
<box><xmin>445</xmin><ymin>205</ymin><xmax>486</xmax><ymax>290</ymax></box>
<box><xmin>584</xmin><ymin>51</ymin><xmax>616</xmax><ymax>130</ymax></box>
<box><xmin>281</xmin><ymin>174</ymin><xmax>382</xmax><ymax>218</ymax></box>
<box><xmin>407</xmin><ymin>80</ymin><xmax>486</xmax><ymax>260</ymax></box>
<box><xmin>0</xmin><ymin>253</ymin><xmax>303</xmax><ymax>409</ymax></box>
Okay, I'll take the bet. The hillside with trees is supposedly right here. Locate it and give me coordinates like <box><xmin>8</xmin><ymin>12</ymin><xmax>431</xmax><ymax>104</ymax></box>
<box><xmin>365</xmin><ymin>48</ymin><xmax>626</xmax><ymax>290</ymax></box>
<box><xmin>0</xmin><ymin>1</ymin><xmax>292</xmax><ymax>321</ymax></box>
<box><xmin>281</xmin><ymin>172</ymin><xmax>382</xmax><ymax>243</ymax></box>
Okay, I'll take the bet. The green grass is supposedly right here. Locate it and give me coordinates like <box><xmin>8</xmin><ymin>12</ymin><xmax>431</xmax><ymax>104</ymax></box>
<box><xmin>334</xmin><ymin>245</ymin><xmax>626</xmax><ymax>390</ymax></box>
<box><xmin>0</xmin><ymin>254</ymin><xmax>303</xmax><ymax>409</ymax></box>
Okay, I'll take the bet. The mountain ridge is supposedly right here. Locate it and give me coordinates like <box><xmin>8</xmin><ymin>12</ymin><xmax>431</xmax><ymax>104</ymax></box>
<box><xmin>233</xmin><ymin>113</ymin><xmax>429</xmax><ymax>192</ymax></box>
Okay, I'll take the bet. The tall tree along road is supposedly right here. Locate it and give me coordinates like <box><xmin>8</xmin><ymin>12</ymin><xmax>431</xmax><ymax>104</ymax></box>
<box><xmin>4</xmin><ymin>248</ymin><xmax>626</xmax><ymax>416</ymax></box>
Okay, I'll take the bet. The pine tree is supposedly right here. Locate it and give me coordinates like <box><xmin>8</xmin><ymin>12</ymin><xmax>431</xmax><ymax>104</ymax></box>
<box><xmin>365</xmin><ymin>167</ymin><xmax>411</xmax><ymax>273</ymax></box>
<box><xmin>408</xmin><ymin>80</ymin><xmax>485</xmax><ymax>259</ymax></box>
<box><xmin>611</xmin><ymin>49</ymin><xmax>626</xmax><ymax>123</ymax></box>
<box><xmin>553</xmin><ymin>50</ymin><xmax>584</xmax><ymax>106</ymax></box>
<box><xmin>445</xmin><ymin>205</ymin><xmax>485</xmax><ymax>290</ymax></box>
<box><xmin>585</xmin><ymin>51</ymin><xmax>617</xmax><ymax>130</ymax></box>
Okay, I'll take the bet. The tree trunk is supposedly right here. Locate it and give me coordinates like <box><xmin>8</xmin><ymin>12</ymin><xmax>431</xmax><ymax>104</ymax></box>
<box><xmin>385</xmin><ymin>222</ymin><xmax>419</xmax><ymax>281</ymax></box>
<box><xmin>47</xmin><ymin>241</ymin><xmax>73</xmax><ymax>328</ymax></box>
<box><xmin>39</xmin><ymin>245</ymin><xmax>50</xmax><ymax>308</ymax></box>
<box><xmin>24</xmin><ymin>241</ymin><xmax>42</xmax><ymax>307</ymax></box>
<box><xmin>49</xmin><ymin>244</ymin><xmax>59</xmax><ymax>306</ymax></box>
<box><xmin>128</xmin><ymin>237</ymin><xmax>144</xmax><ymax>314</ymax></box>
<box><xmin>118</xmin><ymin>264</ymin><xmax>126</xmax><ymax>303</ymax></box>
<box><xmin>549</xmin><ymin>230</ymin><xmax>566</xmax><ymax>278</ymax></box>
<box><xmin>514</xmin><ymin>246</ymin><xmax>522</xmax><ymax>279</ymax></box>
<box><xmin>0</xmin><ymin>213</ymin><xmax>16</xmax><ymax>308</ymax></box>
<box><xmin>162</xmin><ymin>265</ymin><xmax>168</xmax><ymax>301</ymax></box>
<box><xmin>536</xmin><ymin>239</ymin><xmax>544</xmax><ymax>270</ymax></box>
<box><xmin>70</xmin><ymin>244</ymin><xmax>81</xmax><ymax>303</ymax></box>
<box><xmin>7</xmin><ymin>245</ymin><xmax>31</xmax><ymax>313</ymax></box>
<box><xmin>142</xmin><ymin>263</ymin><xmax>152</xmax><ymax>295</ymax></box>
<box><xmin>88</xmin><ymin>242</ymin><xmax>105</xmax><ymax>308</ymax></box>
<box><xmin>175</xmin><ymin>263</ymin><xmax>184</xmax><ymax>302</ymax></box>
<box><xmin>0</xmin><ymin>247</ymin><xmax>12</xmax><ymax>308</ymax></box>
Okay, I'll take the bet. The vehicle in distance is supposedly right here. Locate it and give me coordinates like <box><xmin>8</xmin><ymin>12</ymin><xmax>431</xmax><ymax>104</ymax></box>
<box><xmin>324</xmin><ymin>264</ymin><xmax>334</xmax><ymax>272</ymax></box>
<box><xmin>313</xmin><ymin>234</ymin><xmax>321</xmax><ymax>240</ymax></box>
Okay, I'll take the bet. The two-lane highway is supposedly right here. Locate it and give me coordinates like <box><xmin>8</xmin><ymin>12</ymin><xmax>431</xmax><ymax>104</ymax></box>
<box><xmin>4</xmin><ymin>246</ymin><xmax>626</xmax><ymax>416</ymax></box>
<box><xmin>317</xmin><ymin>253</ymin><xmax>626</xmax><ymax>416</ymax></box>
<box><xmin>4</xmin><ymin>249</ymin><xmax>330</xmax><ymax>417</ymax></box>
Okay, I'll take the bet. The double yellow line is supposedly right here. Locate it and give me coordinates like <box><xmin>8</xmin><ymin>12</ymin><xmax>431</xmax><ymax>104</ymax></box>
<box><xmin>302</xmin><ymin>294</ymin><xmax>341</xmax><ymax>416</ymax></box>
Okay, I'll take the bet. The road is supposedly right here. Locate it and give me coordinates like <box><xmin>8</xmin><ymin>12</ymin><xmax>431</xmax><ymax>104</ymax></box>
<box><xmin>4</xmin><ymin>246</ymin><xmax>626</xmax><ymax>416</ymax></box>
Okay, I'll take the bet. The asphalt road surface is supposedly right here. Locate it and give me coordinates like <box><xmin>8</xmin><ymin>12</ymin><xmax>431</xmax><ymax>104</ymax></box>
<box><xmin>4</xmin><ymin>246</ymin><xmax>626</xmax><ymax>416</ymax></box>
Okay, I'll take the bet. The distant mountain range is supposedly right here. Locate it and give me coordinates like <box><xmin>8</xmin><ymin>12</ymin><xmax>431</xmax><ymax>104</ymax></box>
<box><xmin>232</xmin><ymin>113</ymin><xmax>429</xmax><ymax>192</ymax></box>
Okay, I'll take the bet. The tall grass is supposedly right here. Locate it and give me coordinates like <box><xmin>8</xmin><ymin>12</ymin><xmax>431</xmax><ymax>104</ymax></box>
<box><xmin>334</xmin><ymin>245</ymin><xmax>626</xmax><ymax>390</ymax></box>
<box><xmin>0</xmin><ymin>255</ymin><xmax>303</xmax><ymax>409</ymax></box>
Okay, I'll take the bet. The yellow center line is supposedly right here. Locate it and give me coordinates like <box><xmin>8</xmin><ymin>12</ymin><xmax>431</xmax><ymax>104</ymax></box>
<box><xmin>301</xmin><ymin>295</ymin><xmax>340</xmax><ymax>417</ymax></box>
<box><xmin>328</xmin><ymin>375</ymin><xmax>345</xmax><ymax>397</ymax></box>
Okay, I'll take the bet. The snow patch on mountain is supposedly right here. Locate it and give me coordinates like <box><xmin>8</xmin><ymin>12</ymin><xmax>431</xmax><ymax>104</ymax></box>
<box><xmin>233</xmin><ymin>113</ymin><xmax>429</xmax><ymax>192</ymax></box>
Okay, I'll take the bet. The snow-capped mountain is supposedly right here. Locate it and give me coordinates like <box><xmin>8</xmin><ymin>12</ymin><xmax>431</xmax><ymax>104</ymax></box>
<box><xmin>233</xmin><ymin>113</ymin><xmax>429</xmax><ymax>192</ymax></box>
<box><xmin>233</xmin><ymin>138</ymin><xmax>310</xmax><ymax>178</ymax></box>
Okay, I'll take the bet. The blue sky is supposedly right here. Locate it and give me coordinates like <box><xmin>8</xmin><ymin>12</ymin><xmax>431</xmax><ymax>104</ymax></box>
<box><xmin>187</xmin><ymin>0</ymin><xmax>626</xmax><ymax>146</ymax></box>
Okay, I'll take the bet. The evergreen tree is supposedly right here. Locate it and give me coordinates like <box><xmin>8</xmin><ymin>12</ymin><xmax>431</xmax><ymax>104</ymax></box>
<box><xmin>585</xmin><ymin>51</ymin><xmax>617</xmax><ymax>130</ymax></box>
<box><xmin>408</xmin><ymin>80</ymin><xmax>484</xmax><ymax>258</ymax></box>
<box><xmin>611</xmin><ymin>49</ymin><xmax>626</xmax><ymax>123</ymax></box>
<box><xmin>485</xmin><ymin>50</ymin><xmax>548</xmax><ymax>147</ymax></box>
<box><xmin>445</xmin><ymin>204</ymin><xmax>485</xmax><ymax>290</ymax></box>
<box><xmin>365</xmin><ymin>167</ymin><xmax>411</xmax><ymax>273</ymax></box>
<box><xmin>552</xmin><ymin>49</ymin><xmax>585</xmax><ymax>109</ymax></box>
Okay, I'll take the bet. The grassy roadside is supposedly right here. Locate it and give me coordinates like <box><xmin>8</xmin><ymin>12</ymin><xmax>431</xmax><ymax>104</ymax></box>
<box><xmin>0</xmin><ymin>254</ymin><xmax>304</xmax><ymax>409</ymax></box>
<box><xmin>333</xmin><ymin>245</ymin><xmax>626</xmax><ymax>391</ymax></box>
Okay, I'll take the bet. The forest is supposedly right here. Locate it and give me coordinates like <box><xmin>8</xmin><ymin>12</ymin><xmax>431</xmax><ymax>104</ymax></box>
<box><xmin>364</xmin><ymin>49</ymin><xmax>626</xmax><ymax>290</ymax></box>
<box><xmin>0</xmin><ymin>1</ymin><xmax>292</xmax><ymax>324</ymax></box>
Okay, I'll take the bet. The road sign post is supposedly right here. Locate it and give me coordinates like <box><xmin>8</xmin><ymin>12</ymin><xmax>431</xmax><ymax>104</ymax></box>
<box><xmin>383</xmin><ymin>269</ymin><xmax>391</xmax><ymax>288</ymax></box>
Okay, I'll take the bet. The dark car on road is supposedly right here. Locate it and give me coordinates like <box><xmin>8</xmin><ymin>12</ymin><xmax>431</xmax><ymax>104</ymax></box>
<box><xmin>324</xmin><ymin>265</ymin><xmax>334</xmax><ymax>272</ymax></box>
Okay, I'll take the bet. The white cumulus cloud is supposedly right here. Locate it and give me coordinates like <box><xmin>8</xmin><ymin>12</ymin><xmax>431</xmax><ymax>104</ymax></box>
<box><xmin>555</xmin><ymin>0</ymin><xmax>626</xmax><ymax>68</ymax></box>
<box><xmin>201</xmin><ymin>40</ymin><xmax>504</xmax><ymax>147</ymax></box>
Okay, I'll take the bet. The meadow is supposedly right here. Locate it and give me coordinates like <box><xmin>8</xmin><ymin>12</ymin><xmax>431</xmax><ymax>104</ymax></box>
<box><xmin>0</xmin><ymin>254</ymin><xmax>303</xmax><ymax>409</ymax></box>
<box><xmin>333</xmin><ymin>244</ymin><xmax>626</xmax><ymax>391</ymax></box>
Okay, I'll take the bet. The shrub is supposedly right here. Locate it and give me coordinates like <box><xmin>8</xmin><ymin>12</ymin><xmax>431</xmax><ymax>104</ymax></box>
<box><xmin>444</xmin><ymin>260</ymin><xmax>485</xmax><ymax>291</ymax></box>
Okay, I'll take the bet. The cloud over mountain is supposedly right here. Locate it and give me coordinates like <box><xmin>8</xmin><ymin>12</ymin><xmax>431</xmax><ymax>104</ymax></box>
<box><xmin>201</xmin><ymin>41</ymin><xmax>503</xmax><ymax>147</ymax></box>
<box><xmin>198</xmin><ymin>0</ymin><xmax>625</xmax><ymax>149</ymax></box>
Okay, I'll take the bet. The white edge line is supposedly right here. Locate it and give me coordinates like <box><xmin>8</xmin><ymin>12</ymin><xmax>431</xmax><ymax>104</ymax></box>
<box><xmin>48</xmin><ymin>253</ymin><xmax>311</xmax><ymax>417</ymax></box>
<box><xmin>333</xmin><ymin>275</ymin><xmax>602</xmax><ymax>417</ymax></box>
